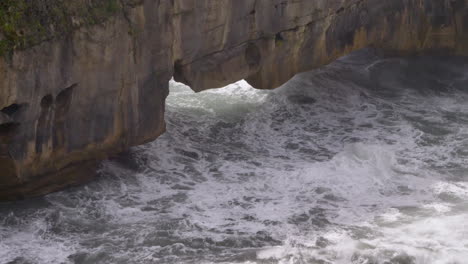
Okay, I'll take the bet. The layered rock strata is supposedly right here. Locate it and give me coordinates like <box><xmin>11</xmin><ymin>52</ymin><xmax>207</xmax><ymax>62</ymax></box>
<box><xmin>0</xmin><ymin>0</ymin><xmax>467</xmax><ymax>200</ymax></box>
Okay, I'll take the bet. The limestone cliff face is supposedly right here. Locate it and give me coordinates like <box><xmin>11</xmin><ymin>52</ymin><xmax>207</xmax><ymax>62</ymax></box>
<box><xmin>0</xmin><ymin>0</ymin><xmax>467</xmax><ymax>200</ymax></box>
<box><xmin>173</xmin><ymin>0</ymin><xmax>468</xmax><ymax>90</ymax></box>
<box><xmin>0</xmin><ymin>0</ymin><xmax>173</xmax><ymax>199</ymax></box>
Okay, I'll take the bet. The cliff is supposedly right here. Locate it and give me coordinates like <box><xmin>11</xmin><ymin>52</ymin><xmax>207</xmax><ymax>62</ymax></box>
<box><xmin>0</xmin><ymin>0</ymin><xmax>467</xmax><ymax>200</ymax></box>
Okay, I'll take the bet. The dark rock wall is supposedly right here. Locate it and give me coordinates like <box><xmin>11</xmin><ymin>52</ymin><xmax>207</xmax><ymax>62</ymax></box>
<box><xmin>0</xmin><ymin>0</ymin><xmax>172</xmax><ymax>199</ymax></box>
<box><xmin>0</xmin><ymin>0</ymin><xmax>467</xmax><ymax>200</ymax></box>
<box><xmin>174</xmin><ymin>0</ymin><xmax>468</xmax><ymax>91</ymax></box>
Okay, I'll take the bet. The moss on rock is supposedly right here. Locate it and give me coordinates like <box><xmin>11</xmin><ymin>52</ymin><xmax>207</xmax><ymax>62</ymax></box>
<box><xmin>0</xmin><ymin>0</ymin><xmax>124</xmax><ymax>57</ymax></box>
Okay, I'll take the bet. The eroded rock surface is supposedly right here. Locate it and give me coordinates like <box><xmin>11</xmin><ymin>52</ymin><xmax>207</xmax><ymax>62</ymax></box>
<box><xmin>0</xmin><ymin>0</ymin><xmax>467</xmax><ymax>200</ymax></box>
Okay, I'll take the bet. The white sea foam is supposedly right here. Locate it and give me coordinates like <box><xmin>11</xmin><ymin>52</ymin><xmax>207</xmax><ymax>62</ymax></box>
<box><xmin>1</xmin><ymin>50</ymin><xmax>467</xmax><ymax>263</ymax></box>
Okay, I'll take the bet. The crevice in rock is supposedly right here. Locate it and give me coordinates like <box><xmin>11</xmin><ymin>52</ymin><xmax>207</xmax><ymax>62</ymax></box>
<box><xmin>275</xmin><ymin>32</ymin><xmax>284</xmax><ymax>42</ymax></box>
<box><xmin>36</xmin><ymin>94</ymin><xmax>54</xmax><ymax>154</ymax></box>
<box><xmin>56</xmin><ymin>85</ymin><xmax>75</xmax><ymax>110</ymax></box>
<box><xmin>173</xmin><ymin>59</ymin><xmax>190</xmax><ymax>86</ymax></box>
<box><xmin>40</xmin><ymin>94</ymin><xmax>54</xmax><ymax>109</ymax></box>
<box><xmin>275</xmin><ymin>32</ymin><xmax>285</xmax><ymax>47</ymax></box>
<box><xmin>118</xmin><ymin>0</ymin><xmax>138</xmax><ymax>63</ymax></box>
<box><xmin>53</xmin><ymin>84</ymin><xmax>76</xmax><ymax>150</ymax></box>
<box><xmin>1</xmin><ymin>104</ymin><xmax>22</xmax><ymax>117</ymax></box>
<box><xmin>0</xmin><ymin>122</ymin><xmax>20</xmax><ymax>142</ymax></box>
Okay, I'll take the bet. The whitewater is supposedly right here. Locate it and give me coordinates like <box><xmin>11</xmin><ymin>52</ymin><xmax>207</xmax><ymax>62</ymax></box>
<box><xmin>1</xmin><ymin>49</ymin><xmax>468</xmax><ymax>264</ymax></box>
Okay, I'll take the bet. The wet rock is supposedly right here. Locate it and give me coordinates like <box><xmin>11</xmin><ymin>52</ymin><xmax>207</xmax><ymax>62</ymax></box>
<box><xmin>175</xmin><ymin>148</ymin><xmax>200</xmax><ymax>160</ymax></box>
<box><xmin>1</xmin><ymin>0</ymin><xmax>468</xmax><ymax>200</ymax></box>
<box><xmin>288</xmin><ymin>95</ymin><xmax>317</xmax><ymax>105</ymax></box>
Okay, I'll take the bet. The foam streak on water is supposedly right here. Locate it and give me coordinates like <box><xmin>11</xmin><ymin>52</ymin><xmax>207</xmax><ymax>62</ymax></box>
<box><xmin>1</xmin><ymin>49</ymin><xmax>468</xmax><ymax>264</ymax></box>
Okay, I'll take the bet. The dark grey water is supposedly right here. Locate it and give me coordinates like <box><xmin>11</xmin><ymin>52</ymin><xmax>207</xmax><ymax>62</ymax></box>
<box><xmin>1</xmin><ymin>50</ymin><xmax>468</xmax><ymax>264</ymax></box>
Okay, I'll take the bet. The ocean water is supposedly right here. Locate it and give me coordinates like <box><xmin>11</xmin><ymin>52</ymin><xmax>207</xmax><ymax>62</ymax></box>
<box><xmin>1</xmin><ymin>49</ymin><xmax>468</xmax><ymax>264</ymax></box>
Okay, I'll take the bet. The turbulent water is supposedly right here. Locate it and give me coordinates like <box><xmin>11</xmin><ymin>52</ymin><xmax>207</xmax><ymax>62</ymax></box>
<box><xmin>1</xmin><ymin>50</ymin><xmax>468</xmax><ymax>264</ymax></box>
